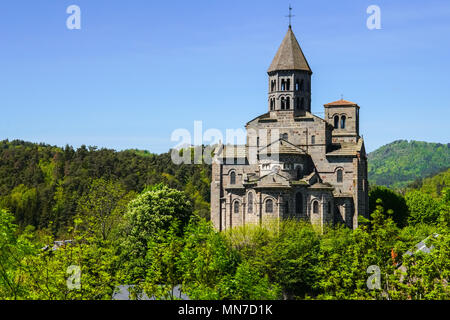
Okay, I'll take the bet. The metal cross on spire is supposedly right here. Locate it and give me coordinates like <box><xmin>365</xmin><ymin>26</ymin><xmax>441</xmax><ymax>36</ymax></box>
<box><xmin>286</xmin><ymin>5</ymin><xmax>295</xmax><ymax>28</ymax></box>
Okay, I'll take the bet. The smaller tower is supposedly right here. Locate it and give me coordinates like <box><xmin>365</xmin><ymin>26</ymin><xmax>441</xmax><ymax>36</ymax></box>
<box><xmin>324</xmin><ymin>99</ymin><xmax>360</xmax><ymax>143</ymax></box>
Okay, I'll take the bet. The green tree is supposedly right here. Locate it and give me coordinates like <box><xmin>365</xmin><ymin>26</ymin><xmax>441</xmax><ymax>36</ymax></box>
<box><xmin>314</xmin><ymin>201</ymin><xmax>399</xmax><ymax>299</ymax></box>
<box><xmin>405</xmin><ymin>190</ymin><xmax>441</xmax><ymax>225</ymax></box>
<box><xmin>388</xmin><ymin>232</ymin><xmax>450</xmax><ymax>299</ymax></box>
<box><xmin>369</xmin><ymin>185</ymin><xmax>409</xmax><ymax>227</ymax></box>
<box><xmin>121</xmin><ymin>184</ymin><xmax>193</xmax><ymax>282</ymax></box>
<box><xmin>0</xmin><ymin>209</ymin><xmax>37</xmax><ymax>299</ymax></box>
<box><xmin>178</xmin><ymin>219</ymin><xmax>240</xmax><ymax>299</ymax></box>
<box><xmin>76</xmin><ymin>178</ymin><xmax>135</xmax><ymax>241</ymax></box>
<box><xmin>226</xmin><ymin>220</ymin><xmax>320</xmax><ymax>299</ymax></box>
<box><xmin>141</xmin><ymin>220</ymin><xmax>185</xmax><ymax>300</ymax></box>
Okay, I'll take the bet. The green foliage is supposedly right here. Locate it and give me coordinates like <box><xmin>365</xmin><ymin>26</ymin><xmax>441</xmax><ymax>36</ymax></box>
<box><xmin>217</xmin><ymin>261</ymin><xmax>281</xmax><ymax>300</ymax></box>
<box><xmin>368</xmin><ymin>140</ymin><xmax>449</xmax><ymax>189</ymax></box>
<box><xmin>121</xmin><ymin>184</ymin><xmax>193</xmax><ymax>282</ymax></box>
<box><xmin>0</xmin><ymin>140</ymin><xmax>211</xmax><ymax>234</ymax></box>
<box><xmin>0</xmin><ymin>208</ymin><xmax>123</xmax><ymax>300</ymax></box>
<box><xmin>0</xmin><ymin>209</ymin><xmax>37</xmax><ymax>299</ymax></box>
<box><xmin>314</xmin><ymin>201</ymin><xmax>400</xmax><ymax>299</ymax></box>
<box><xmin>405</xmin><ymin>191</ymin><xmax>441</xmax><ymax>225</ymax></box>
<box><xmin>409</xmin><ymin>168</ymin><xmax>450</xmax><ymax>198</ymax></box>
<box><xmin>1</xmin><ymin>138</ymin><xmax>450</xmax><ymax>300</ymax></box>
<box><xmin>388</xmin><ymin>233</ymin><xmax>450</xmax><ymax>299</ymax></box>
<box><xmin>17</xmin><ymin>239</ymin><xmax>122</xmax><ymax>300</ymax></box>
<box><xmin>178</xmin><ymin>219</ymin><xmax>241</xmax><ymax>299</ymax></box>
<box><xmin>226</xmin><ymin>220</ymin><xmax>320</xmax><ymax>299</ymax></box>
<box><xmin>76</xmin><ymin>178</ymin><xmax>135</xmax><ymax>241</ymax></box>
<box><xmin>141</xmin><ymin>220</ymin><xmax>185</xmax><ymax>300</ymax></box>
<box><xmin>369</xmin><ymin>185</ymin><xmax>409</xmax><ymax>227</ymax></box>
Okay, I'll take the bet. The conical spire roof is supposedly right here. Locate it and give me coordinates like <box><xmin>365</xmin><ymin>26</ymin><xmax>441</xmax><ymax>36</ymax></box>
<box><xmin>268</xmin><ymin>27</ymin><xmax>312</xmax><ymax>73</ymax></box>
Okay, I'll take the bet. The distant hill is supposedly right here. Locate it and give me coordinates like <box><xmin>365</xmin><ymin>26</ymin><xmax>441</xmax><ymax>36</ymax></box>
<box><xmin>408</xmin><ymin>167</ymin><xmax>450</xmax><ymax>198</ymax></box>
<box><xmin>368</xmin><ymin>140</ymin><xmax>450</xmax><ymax>189</ymax></box>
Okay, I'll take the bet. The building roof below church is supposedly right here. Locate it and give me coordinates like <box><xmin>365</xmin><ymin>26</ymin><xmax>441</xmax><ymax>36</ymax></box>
<box><xmin>326</xmin><ymin>139</ymin><xmax>364</xmax><ymax>157</ymax></box>
<box><xmin>268</xmin><ymin>27</ymin><xmax>312</xmax><ymax>73</ymax></box>
<box><xmin>217</xmin><ymin>145</ymin><xmax>247</xmax><ymax>159</ymax></box>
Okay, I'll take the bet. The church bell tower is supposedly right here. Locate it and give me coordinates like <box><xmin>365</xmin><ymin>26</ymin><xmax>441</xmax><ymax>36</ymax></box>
<box><xmin>267</xmin><ymin>26</ymin><xmax>312</xmax><ymax>116</ymax></box>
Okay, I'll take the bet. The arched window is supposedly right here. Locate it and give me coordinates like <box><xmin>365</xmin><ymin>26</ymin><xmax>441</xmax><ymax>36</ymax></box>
<box><xmin>313</xmin><ymin>201</ymin><xmax>319</xmax><ymax>214</ymax></box>
<box><xmin>265</xmin><ymin>199</ymin><xmax>273</xmax><ymax>213</ymax></box>
<box><xmin>334</xmin><ymin>115</ymin><xmax>339</xmax><ymax>129</ymax></box>
<box><xmin>295</xmin><ymin>80</ymin><xmax>299</xmax><ymax>91</ymax></box>
<box><xmin>295</xmin><ymin>193</ymin><xmax>303</xmax><ymax>214</ymax></box>
<box><xmin>341</xmin><ymin>115</ymin><xmax>346</xmax><ymax>129</ymax></box>
<box><xmin>281</xmin><ymin>97</ymin><xmax>286</xmax><ymax>110</ymax></box>
<box><xmin>337</xmin><ymin>169</ymin><xmax>343</xmax><ymax>183</ymax></box>
<box><xmin>296</xmin><ymin>166</ymin><xmax>303</xmax><ymax>180</ymax></box>
<box><xmin>230</xmin><ymin>171</ymin><xmax>236</xmax><ymax>185</ymax></box>
<box><xmin>271</xmin><ymin>80</ymin><xmax>276</xmax><ymax>92</ymax></box>
<box><xmin>270</xmin><ymin>98</ymin><xmax>274</xmax><ymax>110</ymax></box>
<box><xmin>281</xmin><ymin>80</ymin><xmax>285</xmax><ymax>91</ymax></box>
<box><xmin>233</xmin><ymin>201</ymin><xmax>239</xmax><ymax>214</ymax></box>
<box><xmin>311</xmin><ymin>135</ymin><xmax>316</xmax><ymax>145</ymax></box>
<box><xmin>286</xmin><ymin>79</ymin><xmax>291</xmax><ymax>91</ymax></box>
<box><xmin>286</xmin><ymin>97</ymin><xmax>290</xmax><ymax>110</ymax></box>
<box><xmin>248</xmin><ymin>193</ymin><xmax>253</xmax><ymax>213</ymax></box>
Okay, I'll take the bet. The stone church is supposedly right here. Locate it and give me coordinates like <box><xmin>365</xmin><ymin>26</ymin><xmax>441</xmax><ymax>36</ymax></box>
<box><xmin>210</xmin><ymin>26</ymin><xmax>369</xmax><ymax>231</ymax></box>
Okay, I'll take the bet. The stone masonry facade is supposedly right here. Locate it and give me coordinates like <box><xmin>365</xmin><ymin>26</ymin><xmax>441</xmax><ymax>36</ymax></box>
<box><xmin>210</xmin><ymin>27</ymin><xmax>369</xmax><ymax>231</ymax></box>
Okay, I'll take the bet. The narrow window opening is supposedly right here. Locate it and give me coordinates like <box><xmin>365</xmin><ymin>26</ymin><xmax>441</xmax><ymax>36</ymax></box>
<box><xmin>233</xmin><ymin>201</ymin><xmax>239</xmax><ymax>214</ymax></box>
<box><xmin>313</xmin><ymin>201</ymin><xmax>319</xmax><ymax>214</ymax></box>
<box><xmin>296</xmin><ymin>166</ymin><xmax>303</xmax><ymax>180</ymax></box>
<box><xmin>230</xmin><ymin>171</ymin><xmax>236</xmax><ymax>184</ymax></box>
<box><xmin>341</xmin><ymin>115</ymin><xmax>346</xmax><ymax>129</ymax></box>
<box><xmin>265</xmin><ymin>199</ymin><xmax>273</xmax><ymax>213</ymax></box>
<box><xmin>248</xmin><ymin>193</ymin><xmax>253</xmax><ymax>213</ymax></box>
<box><xmin>337</xmin><ymin>169</ymin><xmax>343</xmax><ymax>183</ymax></box>
<box><xmin>334</xmin><ymin>115</ymin><xmax>339</xmax><ymax>129</ymax></box>
<box><xmin>296</xmin><ymin>193</ymin><xmax>303</xmax><ymax>214</ymax></box>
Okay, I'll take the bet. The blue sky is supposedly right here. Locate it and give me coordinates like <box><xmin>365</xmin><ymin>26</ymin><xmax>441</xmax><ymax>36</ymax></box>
<box><xmin>0</xmin><ymin>0</ymin><xmax>449</xmax><ymax>153</ymax></box>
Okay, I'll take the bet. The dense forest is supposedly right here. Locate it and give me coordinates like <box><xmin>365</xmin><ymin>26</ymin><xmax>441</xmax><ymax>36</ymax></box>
<box><xmin>0</xmin><ymin>139</ymin><xmax>449</xmax><ymax>300</ymax></box>
<box><xmin>0</xmin><ymin>140</ymin><xmax>211</xmax><ymax>234</ymax></box>
<box><xmin>368</xmin><ymin>140</ymin><xmax>450</xmax><ymax>189</ymax></box>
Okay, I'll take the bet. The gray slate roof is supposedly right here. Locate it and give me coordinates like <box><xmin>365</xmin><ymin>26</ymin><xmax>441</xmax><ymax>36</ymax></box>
<box><xmin>268</xmin><ymin>27</ymin><xmax>312</xmax><ymax>73</ymax></box>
